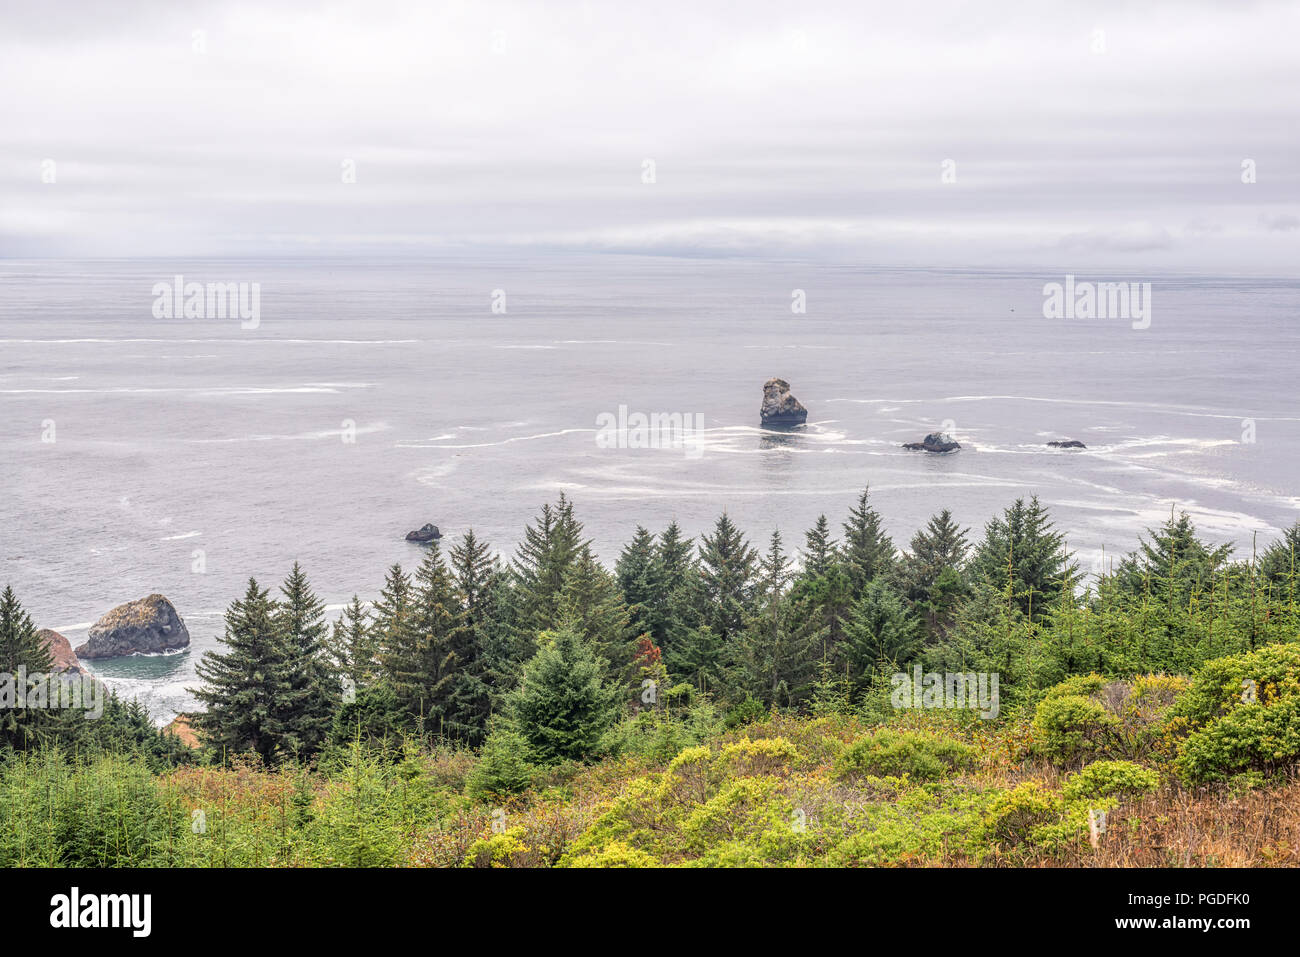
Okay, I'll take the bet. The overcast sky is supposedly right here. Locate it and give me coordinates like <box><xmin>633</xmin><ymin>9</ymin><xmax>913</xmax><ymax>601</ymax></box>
<box><xmin>2</xmin><ymin>0</ymin><xmax>1297</xmax><ymax>269</ymax></box>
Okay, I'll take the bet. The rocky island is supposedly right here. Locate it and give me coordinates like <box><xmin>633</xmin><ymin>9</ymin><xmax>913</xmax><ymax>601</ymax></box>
<box><xmin>405</xmin><ymin>523</ymin><xmax>442</xmax><ymax>543</ymax></box>
<box><xmin>903</xmin><ymin>431</ymin><xmax>961</xmax><ymax>453</ymax></box>
<box><xmin>760</xmin><ymin>378</ymin><xmax>808</xmax><ymax>429</ymax></box>
<box><xmin>74</xmin><ymin>594</ymin><xmax>190</xmax><ymax>659</ymax></box>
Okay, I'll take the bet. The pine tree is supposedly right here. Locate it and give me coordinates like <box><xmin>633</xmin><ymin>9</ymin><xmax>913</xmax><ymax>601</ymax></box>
<box><xmin>512</xmin><ymin>494</ymin><xmax>587</xmax><ymax>636</ymax></box>
<box><xmin>325</xmin><ymin>595</ymin><xmax>379</xmax><ymax>690</ymax></box>
<box><xmin>971</xmin><ymin>496</ymin><xmax>1077</xmax><ymax>621</ymax></box>
<box><xmin>841</xmin><ymin>579</ymin><xmax>921</xmax><ymax>693</ymax></box>
<box><xmin>0</xmin><ymin>585</ymin><xmax>53</xmax><ymax>749</ymax></box>
<box><xmin>655</xmin><ymin>520</ymin><xmax>700</xmax><ymax>655</ymax></box>
<box><xmin>616</xmin><ymin>525</ymin><xmax>661</xmax><ymax>640</ymax></box>
<box><xmin>561</xmin><ymin>544</ymin><xmax>636</xmax><ymax>684</ymax></box>
<box><xmin>697</xmin><ymin>511</ymin><xmax>758</xmax><ymax>644</ymax></box>
<box><xmin>732</xmin><ymin>531</ymin><xmax>817</xmax><ymax>708</ymax></box>
<box><xmin>370</xmin><ymin>563</ymin><xmax>414</xmax><ymax>673</ymax></box>
<box><xmin>505</xmin><ymin>625</ymin><xmax>623</xmax><ymax>764</ymax></box>
<box><xmin>901</xmin><ymin>509</ymin><xmax>971</xmax><ymax>638</ymax></box>
<box><xmin>191</xmin><ymin>578</ymin><xmax>294</xmax><ymax>763</ymax></box>
<box><xmin>447</xmin><ymin>529</ymin><xmax>500</xmax><ymax>744</ymax></box>
<box><xmin>842</xmin><ymin>486</ymin><xmax>896</xmax><ymax>595</ymax></box>
<box><xmin>1117</xmin><ymin>509</ymin><xmax>1233</xmax><ymax>604</ymax></box>
<box><xmin>0</xmin><ymin>585</ymin><xmax>52</xmax><ymax>675</ymax></box>
<box><xmin>273</xmin><ymin>562</ymin><xmax>335</xmax><ymax>757</ymax></box>
<box><xmin>385</xmin><ymin>543</ymin><xmax>463</xmax><ymax>732</ymax></box>
<box><xmin>801</xmin><ymin>514</ymin><xmax>838</xmax><ymax>579</ymax></box>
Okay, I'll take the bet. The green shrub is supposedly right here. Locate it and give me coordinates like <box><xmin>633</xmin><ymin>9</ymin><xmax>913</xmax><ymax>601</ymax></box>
<box><xmin>1062</xmin><ymin>760</ymin><xmax>1159</xmax><ymax>802</ymax></box>
<box><xmin>1034</xmin><ymin>673</ymin><xmax>1188</xmax><ymax>766</ymax></box>
<box><xmin>1170</xmin><ymin>643</ymin><xmax>1300</xmax><ymax>784</ymax></box>
<box><xmin>834</xmin><ymin>729</ymin><xmax>974</xmax><ymax>782</ymax></box>
<box><xmin>465</xmin><ymin>727</ymin><xmax>534</xmax><ymax>801</ymax></box>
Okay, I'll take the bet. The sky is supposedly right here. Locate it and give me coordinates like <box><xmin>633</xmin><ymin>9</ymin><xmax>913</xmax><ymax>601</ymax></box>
<box><xmin>1</xmin><ymin>0</ymin><xmax>1297</xmax><ymax>269</ymax></box>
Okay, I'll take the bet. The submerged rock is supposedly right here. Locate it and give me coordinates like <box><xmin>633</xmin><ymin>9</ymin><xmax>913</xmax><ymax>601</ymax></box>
<box><xmin>75</xmin><ymin>594</ymin><xmax>190</xmax><ymax>660</ymax></box>
<box><xmin>1047</xmin><ymin>440</ymin><xmax>1087</xmax><ymax>449</ymax></box>
<box><xmin>760</xmin><ymin>378</ymin><xmax>808</xmax><ymax>429</ymax></box>
<box><xmin>36</xmin><ymin>629</ymin><xmax>84</xmax><ymax>674</ymax></box>
<box><xmin>405</xmin><ymin>523</ymin><xmax>442</xmax><ymax>543</ymax></box>
<box><xmin>903</xmin><ymin>432</ymin><xmax>961</xmax><ymax>453</ymax></box>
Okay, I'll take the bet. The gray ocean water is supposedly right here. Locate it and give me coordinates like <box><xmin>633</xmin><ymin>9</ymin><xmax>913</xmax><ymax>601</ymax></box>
<box><xmin>2</xmin><ymin>257</ymin><xmax>1298</xmax><ymax>722</ymax></box>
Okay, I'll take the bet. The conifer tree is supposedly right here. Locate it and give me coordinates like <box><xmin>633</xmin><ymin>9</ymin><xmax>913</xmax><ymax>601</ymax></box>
<box><xmin>386</xmin><ymin>544</ymin><xmax>464</xmax><ymax>732</ymax></box>
<box><xmin>732</xmin><ymin>531</ymin><xmax>817</xmax><ymax>707</ymax></box>
<box><xmin>801</xmin><ymin>514</ymin><xmax>838</xmax><ymax>580</ymax></box>
<box><xmin>191</xmin><ymin>578</ymin><xmax>294</xmax><ymax>763</ymax></box>
<box><xmin>900</xmin><ymin>509</ymin><xmax>971</xmax><ymax>638</ymax></box>
<box><xmin>273</xmin><ymin>562</ymin><xmax>335</xmax><ymax>756</ymax></box>
<box><xmin>504</xmin><ymin>625</ymin><xmax>623</xmax><ymax>764</ymax></box>
<box><xmin>326</xmin><ymin>595</ymin><xmax>379</xmax><ymax>690</ymax></box>
<box><xmin>512</xmin><ymin>494</ymin><xmax>587</xmax><ymax>636</ymax></box>
<box><xmin>0</xmin><ymin>585</ymin><xmax>53</xmax><ymax>749</ymax></box>
<box><xmin>842</xmin><ymin>486</ymin><xmax>896</xmax><ymax>595</ymax></box>
<box><xmin>561</xmin><ymin>544</ymin><xmax>636</xmax><ymax>684</ymax></box>
<box><xmin>697</xmin><ymin>511</ymin><xmax>758</xmax><ymax>644</ymax></box>
<box><xmin>971</xmin><ymin>496</ymin><xmax>1077</xmax><ymax>620</ymax></box>
<box><xmin>841</xmin><ymin>579</ymin><xmax>921</xmax><ymax>693</ymax></box>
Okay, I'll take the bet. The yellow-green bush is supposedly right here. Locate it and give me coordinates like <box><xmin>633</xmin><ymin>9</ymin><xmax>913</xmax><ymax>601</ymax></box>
<box><xmin>835</xmin><ymin>729</ymin><xmax>974</xmax><ymax>782</ymax></box>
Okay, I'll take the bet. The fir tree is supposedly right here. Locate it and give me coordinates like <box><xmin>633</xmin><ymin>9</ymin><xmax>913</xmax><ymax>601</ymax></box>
<box><xmin>273</xmin><ymin>562</ymin><xmax>335</xmax><ymax>757</ymax></box>
<box><xmin>512</xmin><ymin>494</ymin><xmax>587</xmax><ymax>636</ymax></box>
<box><xmin>326</xmin><ymin>595</ymin><xmax>379</xmax><ymax>690</ymax></box>
<box><xmin>505</xmin><ymin>625</ymin><xmax>623</xmax><ymax>764</ymax></box>
<box><xmin>841</xmin><ymin>579</ymin><xmax>921</xmax><ymax>693</ymax></box>
<box><xmin>732</xmin><ymin>531</ymin><xmax>817</xmax><ymax>707</ymax></box>
<box><xmin>900</xmin><ymin>509</ymin><xmax>971</xmax><ymax>638</ymax></box>
<box><xmin>0</xmin><ymin>585</ymin><xmax>53</xmax><ymax>749</ymax></box>
<box><xmin>191</xmin><ymin>578</ymin><xmax>294</xmax><ymax>763</ymax></box>
<box><xmin>801</xmin><ymin>514</ymin><xmax>838</xmax><ymax>580</ymax></box>
<box><xmin>697</xmin><ymin>511</ymin><xmax>758</xmax><ymax>644</ymax></box>
<box><xmin>842</xmin><ymin>486</ymin><xmax>896</xmax><ymax>595</ymax></box>
<box><xmin>970</xmin><ymin>496</ymin><xmax>1077</xmax><ymax>620</ymax></box>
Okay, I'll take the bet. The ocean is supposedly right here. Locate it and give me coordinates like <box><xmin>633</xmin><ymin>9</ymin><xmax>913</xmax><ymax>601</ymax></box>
<box><xmin>2</xmin><ymin>257</ymin><xmax>1297</xmax><ymax>721</ymax></box>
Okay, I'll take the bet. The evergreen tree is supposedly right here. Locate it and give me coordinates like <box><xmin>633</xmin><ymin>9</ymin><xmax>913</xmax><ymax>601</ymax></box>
<box><xmin>504</xmin><ymin>625</ymin><xmax>623</xmax><ymax>764</ymax></box>
<box><xmin>325</xmin><ymin>595</ymin><xmax>379</xmax><ymax>690</ymax></box>
<box><xmin>561</xmin><ymin>545</ymin><xmax>636</xmax><ymax>684</ymax></box>
<box><xmin>841</xmin><ymin>579</ymin><xmax>921</xmax><ymax>693</ymax></box>
<box><xmin>191</xmin><ymin>578</ymin><xmax>294</xmax><ymax>763</ymax></box>
<box><xmin>369</xmin><ymin>563</ymin><xmax>414</xmax><ymax>673</ymax></box>
<box><xmin>970</xmin><ymin>496</ymin><xmax>1077</xmax><ymax>621</ymax></box>
<box><xmin>842</xmin><ymin>486</ymin><xmax>896</xmax><ymax>595</ymax></box>
<box><xmin>1117</xmin><ymin>509</ymin><xmax>1234</xmax><ymax>605</ymax></box>
<box><xmin>801</xmin><ymin>514</ymin><xmax>838</xmax><ymax>580</ymax></box>
<box><xmin>616</xmin><ymin>525</ymin><xmax>661</xmax><ymax>640</ymax></box>
<box><xmin>273</xmin><ymin>562</ymin><xmax>335</xmax><ymax>757</ymax></box>
<box><xmin>384</xmin><ymin>543</ymin><xmax>463</xmax><ymax>733</ymax></box>
<box><xmin>512</xmin><ymin>494</ymin><xmax>586</xmax><ymax>636</ymax></box>
<box><xmin>900</xmin><ymin>509</ymin><xmax>971</xmax><ymax>638</ymax></box>
<box><xmin>732</xmin><ymin>531</ymin><xmax>817</xmax><ymax>708</ymax></box>
<box><xmin>697</xmin><ymin>511</ymin><xmax>758</xmax><ymax>644</ymax></box>
<box><xmin>0</xmin><ymin>585</ymin><xmax>53</xmax><ymax>749</ymax></box>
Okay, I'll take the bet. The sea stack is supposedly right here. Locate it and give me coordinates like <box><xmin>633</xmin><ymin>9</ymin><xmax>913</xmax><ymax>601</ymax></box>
<box><xmin>1047</xmin><ymin>440</ymin><xmax>1086</xmax><ymax>449</ymax></box>
<box><xmin>75</xmin><ymin>594</ymin><xmax>190</xmax><ymax>659</ymax></box>
<box><xmin>760</xmin><ymin>378</ymin><xmax>808</xmax><ymax>429</ymax></box>
<box><xmin>903</xmin><ymin>432</ymin><xmax>961</xmax><ymax>453</ymax></box>
<box><xmin>35</xmin><ymin>629</ymin><xmax>85</xmax><ymax>674</ymax></box>
<box><xmin>405</xmin><ymin>523</ymin><xmax>442</xmax><ymax>543</ymax></box>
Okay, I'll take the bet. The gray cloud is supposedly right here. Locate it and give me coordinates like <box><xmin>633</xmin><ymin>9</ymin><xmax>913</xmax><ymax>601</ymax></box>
<box><xmin>2</xmin><ymin>0</ymin><xmax>1298</xmax><ymax>269</ymax></box>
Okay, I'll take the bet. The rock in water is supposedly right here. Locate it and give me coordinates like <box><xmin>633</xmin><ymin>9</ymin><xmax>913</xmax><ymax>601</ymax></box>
<box><xmin>1047</xmin><ymin>440</ymin><xmax>1086</xmax><ymax>449</ymax></box>
<box><xmin>75</xmin><ymin>594</ymin><xmax>190</xmax><ymax>659</ymax></box>
<box><xmin>36</xmin><ymin>629</ymin><xmax>84</xmax><ymax>674</ymax></box>
<box><xmin>903</xmin><ymin>432</ymin><xmax>961</xmax><ymax>453</ymax></box>
<box><xmin>405</xmin><ymin>523</ymin><xmax>442</xmax><ymax>543</ymax></box>
<box><xmin>760</xmin><ymin>378</ymin><xmax>808</xmax><ymax>429</ymax></box>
